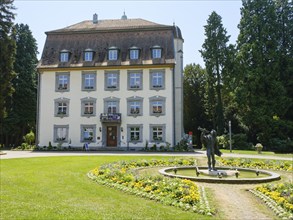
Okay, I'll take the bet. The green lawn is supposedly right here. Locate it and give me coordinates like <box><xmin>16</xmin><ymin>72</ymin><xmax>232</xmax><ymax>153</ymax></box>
<box><xmin>220</xmin><ymin>149</ymin><xmax>293</xmax><ymax>158</ymax></box>
<box><xmin>0</xmin><ymin>156</ymin><xmax>212</xmax><ymax>220</ymax></box>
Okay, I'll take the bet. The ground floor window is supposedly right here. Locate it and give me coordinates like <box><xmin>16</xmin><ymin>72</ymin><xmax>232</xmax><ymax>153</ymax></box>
<box><xmin>150</xmin><ymin>124</ymin><xmax>165</xmax><ymax>142</ymax></box>
<box><xmin>54</xmin><ymin>125</ymin><xmax>69</xmax><ymax>142</ymax></box>
<box><xmin>81</xmin><ymin>125</ymin><xmax>96</xmax><ymax>142</ymax></box>
<box><xmin>127</xmin><ymin>124</ymin><xmax>143</xmax><ymax>143</ymax></box>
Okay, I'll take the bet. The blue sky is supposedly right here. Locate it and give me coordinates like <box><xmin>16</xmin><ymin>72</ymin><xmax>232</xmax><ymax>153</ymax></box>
<box><xmin>14</xmin><ymin>0</ymin><xmax>242</xmax><ymax>66</ymax></box>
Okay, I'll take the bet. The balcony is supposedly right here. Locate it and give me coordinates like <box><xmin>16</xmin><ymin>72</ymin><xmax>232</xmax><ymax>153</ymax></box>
<box><xmin>100</xmin><ymin>113</ymin><xmax>121</xmax><ymax>123</ymax></box>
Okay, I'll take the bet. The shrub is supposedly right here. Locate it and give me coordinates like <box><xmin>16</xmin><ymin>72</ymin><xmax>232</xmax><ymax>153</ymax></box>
<box><xmin>217</xmin><ymin>135</ymin><xmax>229</xmax><ymax>149</ymax></box>
<box><xmin>144</xmin><ymin>140</ymin><xmax>149</xmax><ymax>151</ymax></box>
<box><xmin>269</xmin><ymin>138</ymin><xmax>293</xmax><ymax>153</ymax></box>
<box><xmin>232</xmin><ymin>133</ymin><xmax>252</xmax><ymax>150</ymax></box>
<box><xmin>48</xmin><ymin>141</ymin><xmax>53</xmax><ymax>150</ymax></box>
<box><xmin>174</xmin><ymin>136</ymin><xmax>189</xmax><ymax>151</ymax></box>
<box><xmin>23</xmin><ymin>131</ymin><xmax>35</xmax><ymax>145</ymax></box>
<box><xmin>159</xmin><ymin>145</ymin><xmax>165</xmax><ymax>151</ymax></box>
<box><xmin>150</xmin><ymin>144</ymin><xmax>157</xmax><ymax>151</ymax></box>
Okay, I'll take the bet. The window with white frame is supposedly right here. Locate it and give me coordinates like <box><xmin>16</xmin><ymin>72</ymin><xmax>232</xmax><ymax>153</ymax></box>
<box><xmin>54</xmin><ymin>98</ymin><xmax>70</xmax><ymax>117</ymax></box>
<box><xmin>84</xmin><ymin>51</ymin><xmax>94</xmax><ymax>61</ymax></box>
<box><xmin>105</xmin><ymin>71</ymin><xmax>119</xmax><ymax>90</ymax></box>
<box><xmin>150</xmin><ymin>70</ymin><xmax>165</xmax><ymax>90</ymax></box>
<box><xmin>108</xmin><ymin>49</ymin><xmax>118</xmax><ymax>61</ymax></box>
<box><xmin>104</xmin><ymin>97</ymin><xmax>120</xmax><ymax>114</ymax></box>
<box><xmin>149</xmin><ymin>96</ymin><xmax>166</xmax><ymax>116</ymax></box>
<box><xmin>56</xmin><ymin>72</ymin><xmax>70</xmax><ymax>91</ymax></box>
<box><xmin>130</xmin><ymin>101</ymin><xmax>141</xmax><ymax>114</ymax></box>
<box><xmin>128</xmin><ymin>71</ymin><xmax>142</xmax><ymax>90</ymax></box>
<box><xmin>107</xmin><ymin>101</ymin><xmax>117</xmax><ymax>113</ymax></box>
<box><xmin>127</xmin><ymin>124</ymin><xmax>143</xmax><ymax>143</ymax></box>
<box><xmin>54</xmin><ymin>125</ymin><xmax>69</xmax><ymax>142</ymax></box>
<box><xmin>82</xmin><ymin>72</ymin><xmax>96</xmax><ymax>91</ymax></box>
<box><xmin>130</xmin><ymin>49</ymin><xmax>139</xmax><ymax>60</ymax></box>
<box><xmin>81</xmin><ymin>125</ymin><xmax>96</xmax><ymax>142</ymax></box>
<box><xmin>81</xmin><ymin>97</ymin><xmax>96</xmax><ymax>116</ymax></box>
<box><xmin>60</xmin><ymin>51</ymin><xmax>69</xmax><ymax>62</ymax></box>
<box><xmin>151</xmin><ymin>47</ymin><xmax>162</xmax><ymax>59</ymax></box>
<box><xmin>150</xmin><ymin>125</ymin><xmax>165</xmax><ymax>142</ymax></box>
<box><xmin>127</xmin><ymin>96</ymin><xmax>143</xmax><ymax>116</ymax></box>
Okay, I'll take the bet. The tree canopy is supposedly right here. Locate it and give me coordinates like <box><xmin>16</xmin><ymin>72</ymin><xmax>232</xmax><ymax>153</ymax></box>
<box><xmin>186</xmin><ymin>0</ymin><xmax>293</xmax><ymax>152</ymax></box>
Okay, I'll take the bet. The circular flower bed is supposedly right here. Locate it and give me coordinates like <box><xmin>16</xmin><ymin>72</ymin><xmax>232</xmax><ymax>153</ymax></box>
<box><xmin>218</xmin><ymin>158</ymin><xmax>292</xmax><ymax>171</ymax></box>
<box><xmin>88</xmin><ymin>158</ymin><xmax>213</xmax><ymax>215</ymax></box>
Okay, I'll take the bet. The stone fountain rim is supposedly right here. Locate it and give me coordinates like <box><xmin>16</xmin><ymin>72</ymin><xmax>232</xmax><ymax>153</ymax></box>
<box><xmin>159</xmin><ymin>166</ymin><xmax>281</xmax><ymax>184</ymax></box>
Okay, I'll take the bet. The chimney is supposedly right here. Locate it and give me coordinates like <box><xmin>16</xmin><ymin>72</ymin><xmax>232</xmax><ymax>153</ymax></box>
<box><xmin>93</xmin><ymin>13</ymin><xmax>98</xmax><ymax>24</ymax></box>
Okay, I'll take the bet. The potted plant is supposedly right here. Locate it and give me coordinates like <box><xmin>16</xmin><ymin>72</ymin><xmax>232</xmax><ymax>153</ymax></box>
<box><xmin>255</xmin><ymin>143</ymin><xmax>263</xmax><ymax>154</ymax></box>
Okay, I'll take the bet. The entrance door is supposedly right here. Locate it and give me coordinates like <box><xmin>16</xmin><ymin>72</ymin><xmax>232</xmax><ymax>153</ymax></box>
<box><xmin>107</xmin><ymin>126</ymin><xmax>117</xmax><ymax>147</ymax></box>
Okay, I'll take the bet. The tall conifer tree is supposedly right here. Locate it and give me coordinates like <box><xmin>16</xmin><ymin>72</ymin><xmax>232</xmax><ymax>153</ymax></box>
<box><xmin>7</xmin><ymin>24</ymin><xmax>38</xmax><ymax>145</ymax></box>
<box><xmin>237</xmin><ymin>0</ymin><xmax>290</xmax><ymax>146</ymax></box>
<box><xmin>0</xmin><ymin>0</ymin><xmax>16</xmax><ymax>145</ymax></box>
<box><xmin>200</xmin><ymin>11</ymin><xmax>230</xmax><ymax>135</ymax></box>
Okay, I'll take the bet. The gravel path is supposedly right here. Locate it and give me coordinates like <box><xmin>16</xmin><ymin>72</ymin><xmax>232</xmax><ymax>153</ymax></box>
<box><xmin>0</xmin><ymin>150</ymin><xmax>291</xmax><ymax>161</ymax></box>
<box><xmin>198</xmin><ymin>182</ymin><xmax>277</xmax><ymax>220</ymax></box>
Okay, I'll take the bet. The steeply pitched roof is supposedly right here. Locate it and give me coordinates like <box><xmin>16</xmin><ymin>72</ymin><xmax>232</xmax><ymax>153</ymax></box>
<box><xmin>38</xmin><ymin>18</ymin><xmax>183</xmax><ymax>69</ymax></box>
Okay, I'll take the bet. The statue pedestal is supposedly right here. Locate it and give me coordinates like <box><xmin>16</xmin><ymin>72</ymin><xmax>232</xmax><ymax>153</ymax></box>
<box><xmin>200</xmin><ymin>169</ymin><xmax>238</xmax><ymax>177</ymax></box>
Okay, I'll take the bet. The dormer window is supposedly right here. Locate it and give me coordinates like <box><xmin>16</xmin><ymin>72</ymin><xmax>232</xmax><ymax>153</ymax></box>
<box><xmin>129</xmin><ymin>47</ymin><xmax>140</xmax><ymax>60</ymax></box>
<box><xmin>84</xmin><ymin>49</ymin><xmax>94</xmax><ymax>62</ymax></box>
<box><xmin>151</xmin><ymin>46</ymin><xmax>162</xmax><ymax>59</ymax></box>
<box><xmin>60</xmin><ymin>50</ymin><xmax>70</xmax><ymax>62</ymax></box>
<box><xmin>108</xmin><ymin>47</ymin><xmax>119</xmax><ymax>61</ymax></box>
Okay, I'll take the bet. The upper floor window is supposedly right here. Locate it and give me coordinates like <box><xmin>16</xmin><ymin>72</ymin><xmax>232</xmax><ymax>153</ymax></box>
<box><xmin>81</xmin><ymin>97</ymin><xmax>96</xmax><ymax>117</ymax></box>
<box><xmin>105</xmin><ymin>71</ymin><xmax>119</xmax><ymax>90</ymax></box>
<box><xmin>128</xmin><ymin>70</ymin><xmax>142</xmax><ymax>90</ymax></box>
<box><xmin>60</xmin><ymin>50</ymin><xmax>70</xmax><ymax>62</ymax></box>
<box><xmin>149</xmin><ymin>96</ymin><xmax>166</xmax><ymax>116</ymax></box>
<box><xmin>84</xmin><ymin>49</ymin><xmax>94</xmax><ymax>62</ymax></box>
<box><xmin>54</xmin><ymin>98</ymin><xmax>70</xmax><ymax>117</ymax></box>
<box><xmin>82</xmin><ymin>71</ymin><xmax>96</xmax><ymax>91</ymax></box>
<box><xmin>54</xmin><ymin>125</ymin><xmax>69</xmax><ymax>142</ymax></box>
<box><xmin>150</xmin><ymin>70</ymin><xmax>165</xmax><ymax>90</ymax></box>
<box><xmin>151</xmin><ymin>46</ymin><xmax>162</xmax><ymax>59</ymax></box>
<box><xmin>107</xmin><ymin>101</ymin><xmax>117</xmax><ymax>113</ymax></box>
<box><xmin>129</xmin><ymin>47</ymin><xmax>140</xmax><ymax>60</ymax></box>
<box><xmin>108</xmin><ymin>47</ymin><xmax>119</xmax><ymax>61</ymax></box>
<box><xmin>104</xmin><ymin>97</ymin><xmax>120</xmax><ymax>114</ymax></box>
<box><xmin>56</xmin><ymin>72</ymin><xmax>70</xmax><ymax>92</ymax></box>
<box><xmin>127</xmin><ymin>96</ymin><xmax>143</xmax><ymax>117</ymax></box>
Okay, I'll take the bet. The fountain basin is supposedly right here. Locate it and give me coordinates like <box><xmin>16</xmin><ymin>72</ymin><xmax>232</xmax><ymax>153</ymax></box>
<box><xmin>159</xmin><ymin>166</ymin><xmax>281</xmax><ymax>184</ymax></box>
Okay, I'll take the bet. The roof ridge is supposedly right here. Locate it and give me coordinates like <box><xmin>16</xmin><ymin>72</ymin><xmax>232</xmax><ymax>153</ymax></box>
<box><xmin>47</xmin><ymin>18</ymin><xmax>171</xmax><ymax>34</ymax></box>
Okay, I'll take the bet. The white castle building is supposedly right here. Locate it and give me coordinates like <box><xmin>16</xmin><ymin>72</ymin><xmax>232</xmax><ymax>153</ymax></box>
<box><xmin>37</xmin><ymin>13</ymin><xmax>184</xmax><ymax>150</ymax></box>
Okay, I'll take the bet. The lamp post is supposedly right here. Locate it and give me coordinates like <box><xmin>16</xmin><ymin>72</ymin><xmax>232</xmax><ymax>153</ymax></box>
<box><xmin>229</xmin><ymin>120</ymin><xmax>232</xmax><ymax>152</ymax></box>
